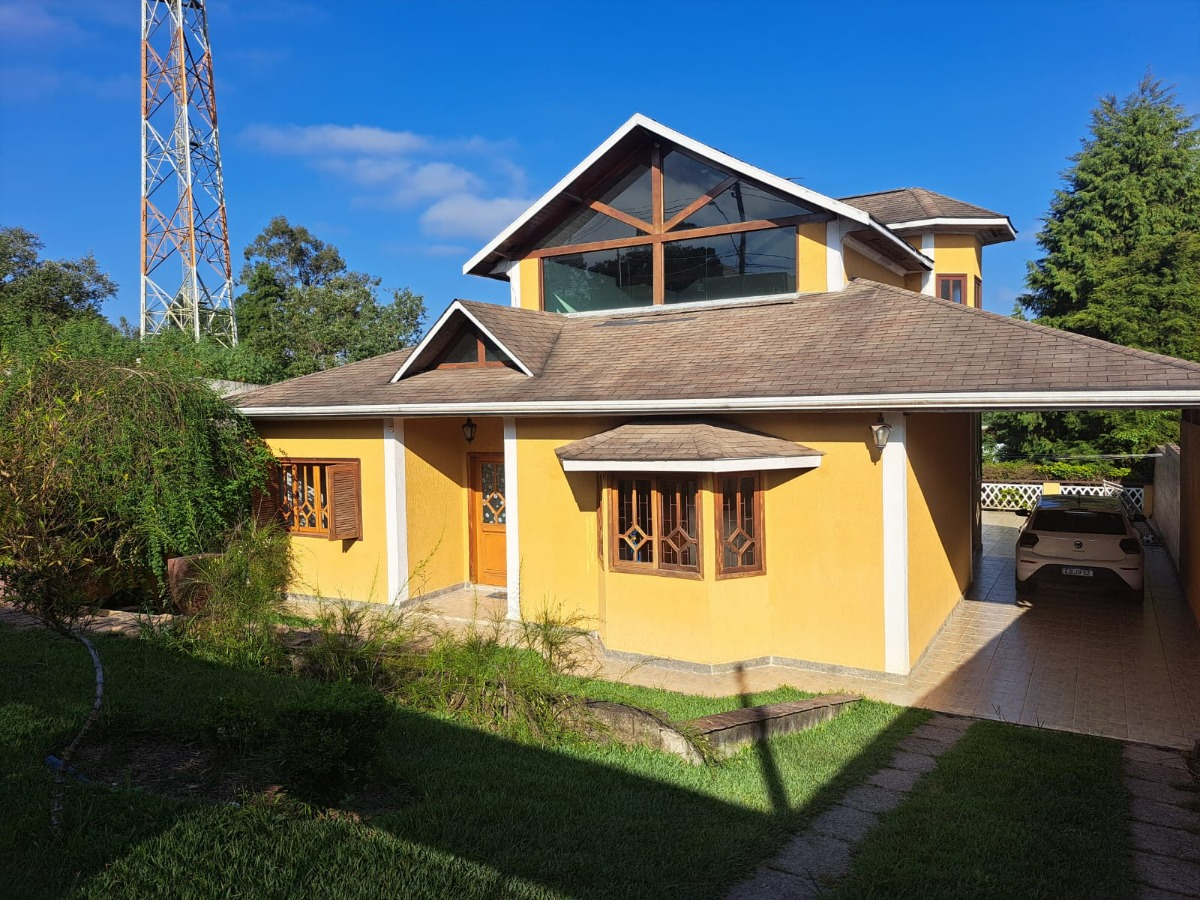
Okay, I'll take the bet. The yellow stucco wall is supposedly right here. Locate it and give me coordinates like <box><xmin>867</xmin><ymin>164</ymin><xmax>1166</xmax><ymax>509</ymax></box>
<box><xmin>844</xmin><ymin>247</ymin><xmax>906</xmax><ymax>288</ymax></box>
<box><xmin>516</xmin><ymin>257</ymin><xmax>540</xmax><ymax>310</ymax></box>
<box><xmin>905</xmin><ymin>413</ymin><xmax>974</xmax><ymax>665</ymax></box>
<box><xmin>797</xmin><ymin>223</ymin><xmax>827</xmax><ymax>293</ymax></box>
<box><xmin>256</xmin><ymin>419</ymin><xmax>389</xmax><ymax>604</ymax></box>
<box><xmin>933</xmin><ymin>234</ymin><xmax>984</xmax><ymax>307</ymax></box>
<box><xmin>514</xmin><ymin>413</ymin><xmax>888</xmax><ymax>671</ymax></box>
<box><xmin>403</xmin><ymin>417</ymin><xmax>503</xmax><ymax>597</ymax></box>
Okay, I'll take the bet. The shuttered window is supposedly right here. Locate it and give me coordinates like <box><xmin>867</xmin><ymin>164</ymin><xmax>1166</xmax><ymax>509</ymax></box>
<box><xmin>266</xmin><ymin>458</ymin><xmax>363</xmax><ymax>541</ymax></box>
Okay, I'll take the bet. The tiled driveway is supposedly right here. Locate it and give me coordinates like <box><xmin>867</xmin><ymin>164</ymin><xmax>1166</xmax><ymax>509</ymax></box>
<box><xmin>908</xmin><ymin>512</ymin><xmax>1200</xmax><ymax>748</ymax></box>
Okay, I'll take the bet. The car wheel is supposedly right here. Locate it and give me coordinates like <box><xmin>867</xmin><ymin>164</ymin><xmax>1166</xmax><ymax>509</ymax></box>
<box><xmin>1129</xmin><ymin>585</ymin><xmax>1145</xmax><ymax>604</ymax></box>
<box><xmin>1015</xmin><ymin>575</ymin><xmax>1035</xmax><ymax>595</ymax></box>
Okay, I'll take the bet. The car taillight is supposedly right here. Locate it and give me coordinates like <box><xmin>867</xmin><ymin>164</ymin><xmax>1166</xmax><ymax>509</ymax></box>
<box><xmin>1019</xmin><ymin>533</ymin><xmax>1039</xmax><ymax>548</ymax></box>
<box><xmin>1120</xmin><ymin>538</ymin><xmax>1141</xmax><ymax>554</ymax></box>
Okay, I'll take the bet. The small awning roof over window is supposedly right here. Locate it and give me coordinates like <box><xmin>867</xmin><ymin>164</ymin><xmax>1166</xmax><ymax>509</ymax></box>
<box><xmin>555</xmin><ymin>420</ymin><xmax>824</xmax><ymax>473</ymax></box>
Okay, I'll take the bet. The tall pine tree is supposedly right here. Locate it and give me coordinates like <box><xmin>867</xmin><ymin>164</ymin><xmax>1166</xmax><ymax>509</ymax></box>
<box><xmin>992</xmin><ymin>75</ymin><xmax>1200</xmax><ymax>463</ymax></box>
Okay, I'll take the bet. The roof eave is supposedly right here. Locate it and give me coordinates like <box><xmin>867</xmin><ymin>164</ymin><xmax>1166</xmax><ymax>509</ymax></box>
<box><xmin>885</xmin><ymin>217</ymin><xmax>1018</xmax><ymax>244</ymax></box>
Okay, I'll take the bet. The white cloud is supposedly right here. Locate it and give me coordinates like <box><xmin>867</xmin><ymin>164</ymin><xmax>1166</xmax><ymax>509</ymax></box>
<box><xmin>243</xmin><ymin>124</ymin><xmax>430</xmax><ymax>157</ymax></box>
<box><xmin>421</xmin><ymin>195</ymin><xmax>535</xmax><ymax>241</ymax></box>
<box><xmin>243</xmin><ymin>121</ymin><xmax>534</xmax><ymax>241</ymax></box>
<box><xmin>0</xmin><ymin>2</ymin><xmax>84</xmax><ymax>42</ymax></box>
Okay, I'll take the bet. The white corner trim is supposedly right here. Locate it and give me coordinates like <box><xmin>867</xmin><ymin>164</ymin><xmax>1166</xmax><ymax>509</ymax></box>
<box><xmin>391</xmin><ymin>300</ymin><xmax>535</xmax><ymax>381</ymax></box>
<box><xmin>841</xmin><ymin>234</ymin><xmax>910</xmax><ymax>277</ymax></box>
<box><xmin>506</xmin><ymin>260</ymin><xmax>522</xmax><ymax>308</ymax></box>
<box><xmin>559</xmin><ymin>456</ymin><xmax>822</xmax><ymax>473</ymax></box>
<box><xmin>826</xmin><ymin>219</ymin><xmax>845</xmax><ymax>291</ymax></box>
<box><xmin>383</xmin><ymin>418</ymin><xmax>409</xmax><ymax>605</ymax></box>
<box><xmin>503</xmin><ymin>417</ymin><xmax>521</xmax><ymax>620</ymax></box>
<box><xmin>882</xmin><ymin>416</ymin><xmax>909</xmax><ymax>675</ymax></box>
<box><xmin>920</xmin><ymin>233</ymin><xmax>936</xmax><ymax>296</ymax></box>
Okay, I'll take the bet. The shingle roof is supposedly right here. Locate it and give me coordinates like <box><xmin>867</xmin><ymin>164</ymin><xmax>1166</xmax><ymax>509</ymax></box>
<box><xmin>555</xmin><ymin>420</ymin><xmax>823</xmax><ymax>464</ymax></box>
<box><xmin>235</xmin><ymin>280</ymin><xmax>1200</xmax><ymax>414</ymax></box>
<box><xmin>839</xmin><ymin>187</ymin><xmax>1004</xmax><ymax>223</ymax></box>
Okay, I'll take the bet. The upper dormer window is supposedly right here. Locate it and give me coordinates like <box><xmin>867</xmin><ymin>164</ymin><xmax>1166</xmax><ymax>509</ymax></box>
<box><xmin>435</xmin><ymin>328</ymin><xmax>509</xmax><ymax>369</ymax></box>
<box><xmin>529</xmin><ymin>145</ymin><xmax>818</xmax><ymax>314</ymax></box>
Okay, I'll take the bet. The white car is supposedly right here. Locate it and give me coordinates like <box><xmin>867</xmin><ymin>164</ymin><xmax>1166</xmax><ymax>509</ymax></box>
<box><xmin>1014</xmin><ymin>495</ymin><xmax>1145</xmax><ymax>600</ymax></box>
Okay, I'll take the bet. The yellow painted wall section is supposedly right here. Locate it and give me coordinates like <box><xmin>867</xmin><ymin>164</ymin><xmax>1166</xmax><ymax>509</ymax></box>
<box><xmin>906</xmin><ymin>413</ymin><xmax>974</xmax><ymax>665</ymax></box>
<box><xmin>844</xmin><ymin>247</ymin><xmax>906</xmax><ymax>288</ymax></box>
<box><xmin>933</xmin><ymin>234</ymin><xmax>984</xmax><ymax>307</ymax></box>
<box><xmin>403</xmin><ymin>417</ymin><xmax>503</xmax><ymax>597</ymax></box>
<box><xmin>517</xmin><ymin>257</ymin><xmax>540</xmax><ymax>310</ymax></box>
<box><xmin>746</xmin><ymin>413</ymin><xmax>887</xmax><ymax>671</ymax></box>
<box><xmin>797</xmin><ymin>223</ymin><xmax>828</xmax><ymax>293</ymax></box>
<box><xmin>514</xmin><ymin>417</ymin><xmax>618</xmax><ymax>630</ymax></box>
<box><xmin>256</xmin><ymin>419</ymin><xmax>388</xmax><ymax>604</ymax></box>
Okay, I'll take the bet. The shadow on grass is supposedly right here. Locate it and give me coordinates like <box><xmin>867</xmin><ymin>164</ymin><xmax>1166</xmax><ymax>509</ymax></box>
<box><xmin>1</xmin><ymin>624</ymin><xmax>927</xmax><ymax>900</ymax></box>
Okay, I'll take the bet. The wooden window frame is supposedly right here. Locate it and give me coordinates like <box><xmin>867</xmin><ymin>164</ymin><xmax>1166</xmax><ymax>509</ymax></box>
<box><xmin>715</xmin><ymin>473</ymin><xmax>765</xmax><ymax>579</ymax></box>
<box><xmin>608</xmin><ymin>474</ymin><xmax>702</xmax><ymax>579</ymax></box>
<box><xmin>532</xmin><ymin>143</ymin><xmax>828</xmax><ymax>310</ymax></box>
<box><xmin>275</xmin><ymin>457</ymin><xmax>362</xmax><ymax>541</ymax></box>
<box><xmin>937</xmin><ymin>274</ymin><xmax>968</xmax><ymax>304</ymax></box>
<box><xmin>973</xmin><ymin>276</ymin><xmax>983</xmax><ymax>308</ymax></box>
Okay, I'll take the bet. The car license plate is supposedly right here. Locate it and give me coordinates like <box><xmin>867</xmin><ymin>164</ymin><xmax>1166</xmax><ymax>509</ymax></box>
<box><xmin>1062</xmin><ymin>567</ymin><xmax>1093</xmax><ymax>577</ymax></box>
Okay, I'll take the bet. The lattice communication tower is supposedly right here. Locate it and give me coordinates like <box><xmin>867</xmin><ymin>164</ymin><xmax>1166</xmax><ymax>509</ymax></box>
<box><xmin>140</xmin><ymin>0</ymin><xmax>237</xmax><ymax>345</ymax></box>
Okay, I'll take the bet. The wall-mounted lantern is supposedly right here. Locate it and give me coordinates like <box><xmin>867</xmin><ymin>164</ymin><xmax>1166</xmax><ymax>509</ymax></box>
<box><xmin>870</xmin><ymin>414</ymin><xmax>892</xmax><ymax>450</ymax></box>
<box><xmin>462</xmin><ymin>417</ymin><xmax>478</xmax><ymax>445</ymax></box>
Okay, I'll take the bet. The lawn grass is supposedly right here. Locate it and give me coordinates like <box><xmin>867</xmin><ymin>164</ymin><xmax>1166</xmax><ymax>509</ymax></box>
<box><xmin>827</xmin><ymin>719</ymin><xmax>1135</xmax><ymax>899</ymax></box>
<box><xmin>0</xmin><ymin>624</ymin><xmax>925</xmax><ymax>899</ymax></box>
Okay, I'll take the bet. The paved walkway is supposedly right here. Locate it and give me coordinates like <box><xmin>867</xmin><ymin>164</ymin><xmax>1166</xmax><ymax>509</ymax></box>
<box><xmin>724</xmin><ymin>714</ymin><xmax>972</xmax><ymax>899</ymax></box>
<box><xmin>1123</xmin><ymin>744</ymin><xmax>1200</xmax><ymax>897</ymax></box>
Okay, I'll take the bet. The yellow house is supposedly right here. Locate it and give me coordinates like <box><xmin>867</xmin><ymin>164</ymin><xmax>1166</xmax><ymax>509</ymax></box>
<box><xmin>237</xmin><ymin>115</ymin><xmax>1200</xmax><ymax>678</ymax></box>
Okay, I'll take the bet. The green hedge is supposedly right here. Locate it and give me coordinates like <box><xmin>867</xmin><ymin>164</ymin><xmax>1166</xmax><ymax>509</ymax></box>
<box><xmin>982</xmin><ymin>460</ymin><xmax>1135</xmax><ymax>484</ymax></box>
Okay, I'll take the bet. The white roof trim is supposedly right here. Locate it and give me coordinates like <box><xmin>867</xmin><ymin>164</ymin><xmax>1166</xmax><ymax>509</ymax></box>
<box><xmin>561</xmin><ymin>456</ymin><xmax>823</xmax><ymax>473</ymax></box>
<box><xmin>240</xmin><ymin>388</ymin><xmax>1200</xmax><ymax>418</ymax></box>
<box><xmin>463</xmin><ymin>113</ymin><xmax>931</xmax><ymax>276</ymax></box>
<box><xmin>886</xmin><ymin>217</ymin><xmax>1018</xmax><ymax>240</ymax></box>
<box><xmin>390</xmin><ymin>301</ymin><xmax>534</xmax><ymax>381</ymax></box>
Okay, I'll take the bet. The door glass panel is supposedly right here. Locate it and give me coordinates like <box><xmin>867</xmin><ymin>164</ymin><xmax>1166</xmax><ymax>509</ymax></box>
<box><xmin>480</xmin><ymin>462</ymin><xmax>506</xmax><ymax>525</ymax></box>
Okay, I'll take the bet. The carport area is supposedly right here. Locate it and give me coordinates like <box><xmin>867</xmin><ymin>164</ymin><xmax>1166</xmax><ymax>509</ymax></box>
<box><xmin>908</xmin><ymin>510</ymin><xmax>1200</xmax><ymax>748</ymax></box>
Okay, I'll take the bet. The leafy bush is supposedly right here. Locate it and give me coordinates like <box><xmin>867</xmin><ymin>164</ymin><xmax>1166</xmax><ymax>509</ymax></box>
<box><xmin>169</xmin><ymin>521</ymin><xmax>295</xmax><ymax>670</ymax></box>
<box><xmin>203</xmin><ymin>683</ymin><xmax>391</xmax><ymax>801</ymax></box>
<box><xmin>298</xmin><ymin>599</ymin><xmax>428</xmax><ymax>688</ymax></box>
<box><xmin>983</xmin><ymin>459</ymin><xmax>1134</xmax><ymax>484</ymax></box>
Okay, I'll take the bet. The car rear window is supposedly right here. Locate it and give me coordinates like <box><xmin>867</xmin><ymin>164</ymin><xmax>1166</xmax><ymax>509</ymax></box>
<box><xmin>1031</xmin><ymin>509</ymin><xmax>1126</xmax><ymax>535</ymax></box>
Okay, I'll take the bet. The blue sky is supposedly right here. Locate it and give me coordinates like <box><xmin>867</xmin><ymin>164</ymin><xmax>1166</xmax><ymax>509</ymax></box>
<box><xmin>1</xmin><ymin>0</ymin><xmax>1198</xmax><ymax>329</ymax></box>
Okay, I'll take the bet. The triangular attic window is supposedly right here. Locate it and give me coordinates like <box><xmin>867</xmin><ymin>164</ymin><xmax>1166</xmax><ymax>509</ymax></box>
<box><xmin>535</xmin><ymin>205</ymin><xmax>644</xmax><ymax>249</ymax></box>
<box><xmin>434</xmin><ymin>327</ymin><xmax>511</xmax><ymax>369</ymax></box>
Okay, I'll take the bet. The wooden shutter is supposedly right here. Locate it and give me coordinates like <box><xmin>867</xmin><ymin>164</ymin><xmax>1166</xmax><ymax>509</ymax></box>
<box><xmin>251</xmin><ymin>462</ymin><xmax>283</xmax><ymax>528</ymax></box>
<box><xmin>326</xmin><ymin>462</ymin><xmax>363</xmax><ymax>541</ymax></box>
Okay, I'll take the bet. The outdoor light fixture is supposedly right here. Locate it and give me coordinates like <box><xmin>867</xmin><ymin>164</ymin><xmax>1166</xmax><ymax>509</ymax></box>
<box><xmin>871</xmin><ymin>414</ymin><xmax>892</xmax><ymax>450</ymax></box>
<box><xmin>462</xmin><ymin>417</ymin><xmax>477</xmax><ymax>444</ymax></box>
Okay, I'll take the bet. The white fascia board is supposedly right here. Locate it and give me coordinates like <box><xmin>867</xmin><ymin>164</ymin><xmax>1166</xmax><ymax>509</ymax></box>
<box><xmin>888</xmin><ymin>217</ymin><xmax>1018</xmax><ymax>241</ymax></box>
<box><xmin>240</xmin><ymin>389</ymin><xmax>1200</xmax><ymax>419</ymax></box>
<box><xmin>560</xmin><ymin>456</ymin><xmax>823</xmax><ymax>473</ymax></box>
<box><xmin>462</xmin><ymin>113</ymin><xmax>930</xmax><ymax>276</ymax></box>
<box><xmin>390</xmin><ymin>300</ymin><xmax>534</xmax><ymax>381</ymax></box>
<box><xmin>841</xmin><ymin>234</ymin><xmax>909</xmax><ymax>277</ymax></box>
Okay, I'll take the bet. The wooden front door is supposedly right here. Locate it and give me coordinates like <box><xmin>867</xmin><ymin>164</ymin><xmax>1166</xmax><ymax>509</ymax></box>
<box><xmin>469</xmin><ymin>455</ymin><xmax>507</xmax><ymax>587</ymax></box>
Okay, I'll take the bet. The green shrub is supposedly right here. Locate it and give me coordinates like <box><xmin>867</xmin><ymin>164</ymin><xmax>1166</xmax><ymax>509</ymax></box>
<box><xmin>272</xmin><ymin>683</ymin><xmax>391</xmax><ymax>799</ymax></box>
<box><xmin>298</xmin><ymin>599</ymin><xmax>427</xmax><ymax>688</ymax></box>
<box><xmin>983</xmin><ymin>459</ymin><xmax>1133</xmax><ymax>484</ymax></box>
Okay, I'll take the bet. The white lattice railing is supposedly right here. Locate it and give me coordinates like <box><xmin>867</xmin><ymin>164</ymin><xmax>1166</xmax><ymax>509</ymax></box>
<box><xmin>981</xmin><ymin>482</ymin><xmax>1145</xmax><ymax>513</ymax></box>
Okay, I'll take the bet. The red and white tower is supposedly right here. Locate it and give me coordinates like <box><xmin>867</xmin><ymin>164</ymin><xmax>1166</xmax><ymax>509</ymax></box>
<box><xmin>140</xmin><ymin>0</ymin><xmax>236</xmax><ymax>345</ymax></box>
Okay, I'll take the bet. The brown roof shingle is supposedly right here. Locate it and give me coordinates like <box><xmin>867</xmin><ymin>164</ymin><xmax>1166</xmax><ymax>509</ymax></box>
<box><xmin>555</xmin><ymin>420</ymin><xmax>823</xmax><ymax>463</ymax></box>
<box><xmin>839</xmin><ymin>187</ymin><xmax>1004</xmax><ymax>223</ymax></box>
<box><xmin>236</xmin><ymin>280</ymin><xmax>1200</xmax><ymax>414</ymax></box>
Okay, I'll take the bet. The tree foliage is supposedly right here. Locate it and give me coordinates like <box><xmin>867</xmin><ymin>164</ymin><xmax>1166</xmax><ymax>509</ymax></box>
<box><xmin>0</xmin><ymin>349</ymin><xmax>274</xmax><ymax>623</ymax></box>
<box><xmin>236</xmin><ymin>216</ymin><xmax>425</xmax><ymax>379</ymax></box>
<box><xmin>992</xmin><ymin>76</ymin><xmax>1200</xmax><ymax>460</ymax></box>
